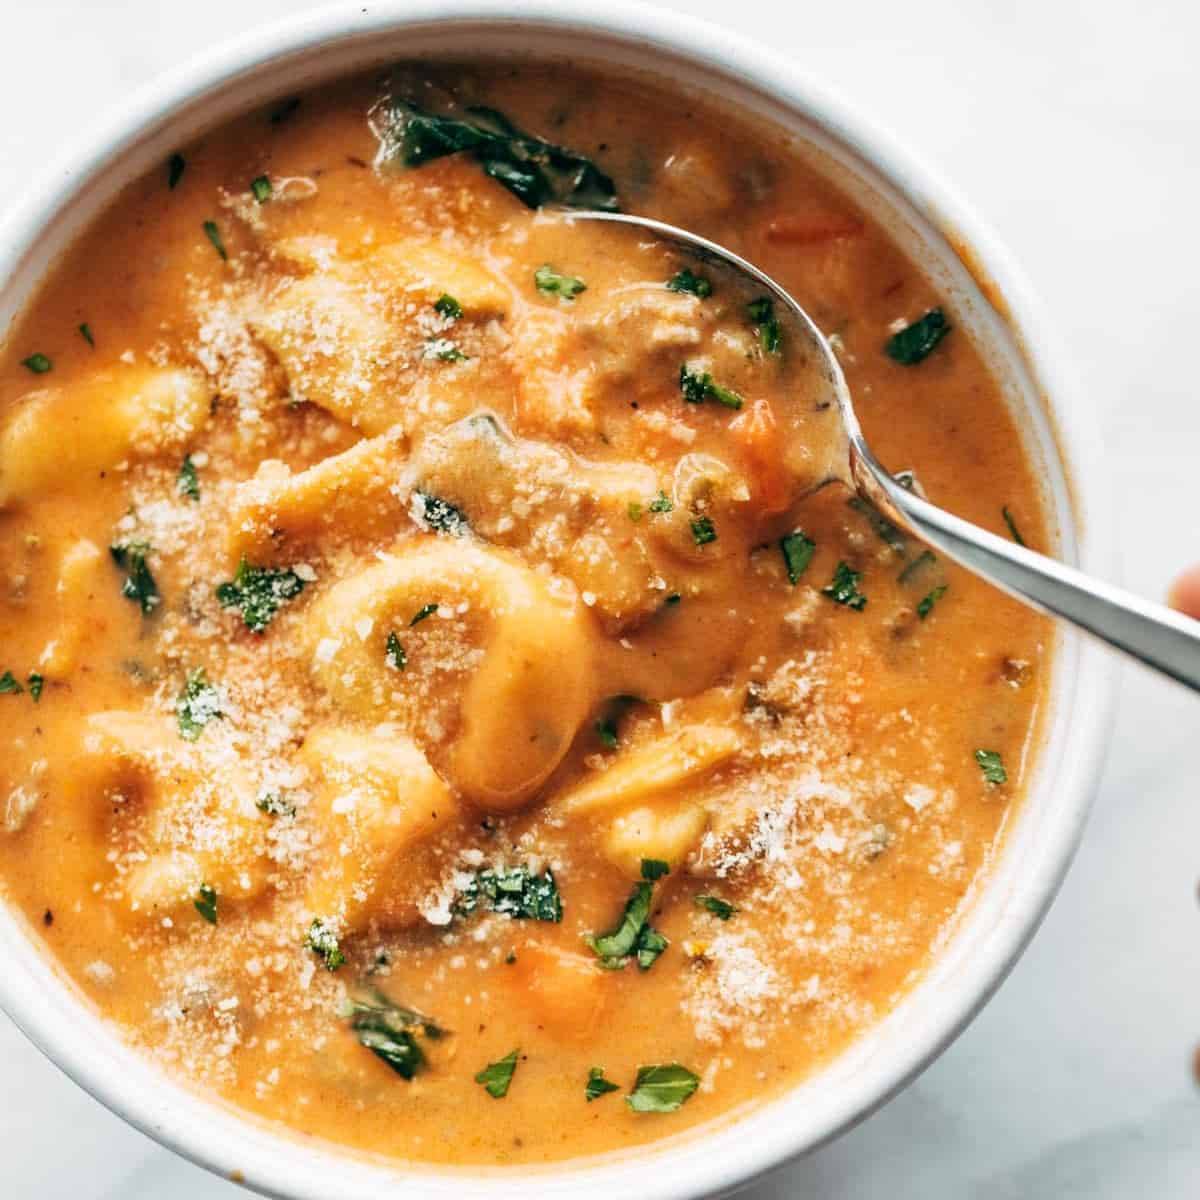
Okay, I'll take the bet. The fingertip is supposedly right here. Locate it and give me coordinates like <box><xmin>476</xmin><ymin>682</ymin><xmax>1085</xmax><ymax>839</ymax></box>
<box><xmin>1167</xmin><ymin>565</ymin><xmax>1200</xmax><ymax>620</ymax></box>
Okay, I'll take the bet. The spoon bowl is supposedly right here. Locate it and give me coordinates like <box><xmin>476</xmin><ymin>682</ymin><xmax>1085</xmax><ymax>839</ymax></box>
<box><xmin>567</xmin><ymin>208</ymin><xmax>1200</xmax><ymax>692</ymax></box>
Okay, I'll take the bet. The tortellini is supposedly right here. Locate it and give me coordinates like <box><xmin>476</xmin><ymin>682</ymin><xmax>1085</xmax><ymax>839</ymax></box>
<box><xmin>304</xmin><ymin>539</ymin><xmax>599</xmax><ymax>810</ymax></box>
<box><xmin>81</xmin><ymin>711</ymin><xmax>268</xmax><ymax>917</ymax></box>
<box><xmin>299</xmin><ymin>725</ymin><xmax>458</xmax><ymax>932</ymax></box>
<box><xmin>0</xmin><ymin>367</ymin><xmax>210</xmax><ymax>507</ymax></box>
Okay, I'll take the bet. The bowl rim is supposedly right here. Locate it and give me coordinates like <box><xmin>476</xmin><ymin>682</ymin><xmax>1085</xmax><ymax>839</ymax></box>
<box><xmin>0</xmin><ymin>2</ymin><xmax>1115</xmax><ymax>1197</ymax></box>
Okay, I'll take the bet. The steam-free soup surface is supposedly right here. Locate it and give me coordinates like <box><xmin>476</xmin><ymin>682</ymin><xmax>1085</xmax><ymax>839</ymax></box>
<box><xmin>0</xmin><ymin>63</ymin><xmax>1048</xmax><ymax>1164</ymax></box>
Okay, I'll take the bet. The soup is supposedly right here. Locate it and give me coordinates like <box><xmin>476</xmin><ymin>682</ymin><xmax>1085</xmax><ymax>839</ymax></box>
<box><xmin>0</xmin><ymin>62</ymin><xmax>1049</xmax><ymax>1166</ymax></box>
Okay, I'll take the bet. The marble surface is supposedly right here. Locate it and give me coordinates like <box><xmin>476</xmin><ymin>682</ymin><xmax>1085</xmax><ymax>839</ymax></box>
<box><xmin>2</xmin><ymin>0</ymin><xmax>1199</xmax><ymax>1195</ymax></box>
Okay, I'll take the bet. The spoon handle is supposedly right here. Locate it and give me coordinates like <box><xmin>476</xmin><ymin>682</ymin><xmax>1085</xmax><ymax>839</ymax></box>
<box><xmin>861</xmin><ymin>458</ymin><xmax>1200</xmax><ymax>692</ymax></box>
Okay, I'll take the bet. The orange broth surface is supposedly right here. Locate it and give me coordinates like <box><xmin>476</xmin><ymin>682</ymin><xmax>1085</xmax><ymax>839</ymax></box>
<box><xmin>0</xmin><ymin>63</ymin><xmax>1049</xmax><ymax>1165</ymax></box>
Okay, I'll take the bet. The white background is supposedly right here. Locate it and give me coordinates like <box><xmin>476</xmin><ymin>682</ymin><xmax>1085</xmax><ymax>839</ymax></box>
<box><xmin>2</xmin><ymin>1</ymin><xmax>1198</xmax><ymax>1195</ymax></box>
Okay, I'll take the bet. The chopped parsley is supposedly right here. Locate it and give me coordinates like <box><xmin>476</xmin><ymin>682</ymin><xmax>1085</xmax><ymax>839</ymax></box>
<box><xmin>641</xmin><ymin>859</ymin><xmax>670</xmax><ymax>882</ymax></box>
<box><xmin>666</xmin><ymin>267</ymin><xmax>712</xmax><ymax>298</ymax></box>
<box><xmin>747</xmin><ymin>295</ymin><xmax>782</xmax><ymax>354</ymax></box>
<box><xmin>475</xmin><ymin>1049</ymin><xmax>519</xmax><ymax>1098</ymax></box>
<box><xmin>664</xmin><ymin>593</ymin><xmax>682</xmax><ymax>607</ymax></box>
<box><xmin>250</xmin><ymin>175</ymin><xmax>272</xmax><ymax>203</ymax></box>
<box><xmin>176</xmin><ymin>669</ymin><xmax>223</xmax><ymax>741</ymax></box>
<box><xmin>194</xmin><ymin>883</ymin><xmax>218</xmax><ymax>925</ymax></box>
<box><xmin>78</xmin><ymin>322</ymin><xmax>95</xmax><ymax>347</ymax></box>
<box><xmin>898</xmin><ymin>548</ymin><xmax>936</xmax><ymax>584</ymax></box>
<box><xmin>21</xmin><ymin>353</ymin><xmax>51</xmax><ymax>374</ymax></box>
<box><xmin>341</xmin><ymin>990</ymin><xmax>444</xmax><ymax>1080</ymax></box>
<box><xmin>0</xmin><ymin>672</ymin><xmax>22</xmax><ymax>695</ymax></box>
<box><xmin>255</xmin><ymin>789</ymin><xmax>295</xmax><ymax>817</ymax></box>
<box><xmin>695</xmin><ymin>894</ymin><xmax>737</xmax><ymax>920</ymax></box>
<box><xmin>177</xmin><ymin>455</ymin><xmax>200</xmax><ymax>501</ymax></box>
<box><xmin>627</xmin><ymin>501</ymin><xmax>644</xmax><ymax>523</ymax></box>
<box><xmin>457</xmin><ymin>866</ymin><xmax>563</xmax><ymax>922</ymax></box>
<box><xmin>885</xmin><ymin>308</ymin><xmax>950</xmax><ymax>365</ymax></box>
<box><xmin>679</xmin><ymin>363</ymin><xmax>743</xmax><ymax>409</ymax></box>
<box><xmin>27</xmin><ymin>672</ymin><xmax>43</xmax><ymax>702</ymax></box>
<box><xmin>848</xmin><ymin>496</ymin><xmax>906</xmax><ymax>553</ymax></box>
<box><xmin>595</xmin><ymin>716</ymin><xmax>619</xmax><ymax>750</ymax></box>
<box><xmin>626</xmin><ymin>1063</ymin><xmax>700</xmax><ymax>1113</ymax></box>
<box><xmin>414</xmin><ymin>491</ymin><xmax>469</xmax><ymax>536</ymax></box>
<box><xmin>433</xmin><ymin>293</ymin><xmax>463</xmax><ymax>320</ymax></box>
<box><xmin>110</xmin><ymin>540</ymin><xmax>160</xmax><ymax>615</ymax></box>
<box><xmin>167</xmin><ymin>153</ymin><xmax>186</xmax><ymax>189</ymax></box>
<box><xmin>917</xmin><ymin>584</ymin><xmax>948</xmax><ymax>619</ymax></box>
<box><xmin>216</xmin><ymin>558</ymin><xmax>306</xmax><ymax>632</ymax></box>
<box><xmin>822</xmin><ymin>561</ymin><xmax>867</xmax><ymax>611</ymax></box>
<box><xmin>588</xmin><ymin>880</ymin><xmax>668</xmax><ymax>971</ymax></box>
<box><xmin>380</xmin><ymin>98</ymin><xmax>617</xmax><ymax>211</ymax></box>
<box><xmin>690</xmin><ymin>516</ymin><xmax>717</xmax><ymax>546</ymax></box>
<box><xmin>975</xmin><ymin>749</ymin><xmax>1008</xmax><ymax>786</ymax></box>
<box><xmin>202</xmin><ymin>220</ymin><xmax>227</xmax><ymax>261</ymax></box>
<box><xmin>586</xmin><ymin>1066</ymin><xmax>620</xmax><ymax>1101</ymax></box>
<box><xmin>534</xmin><ymin>264</ymin><xmax>587</xmax><ymax>300</ymax></box>
<box><xmin>1002</xmin><ymin>505</ymin><xmax>1026</xmax><ymax>547</ymax></box>
<box><xmin>780</xmin><ymin>531</ymin><xmax>815</xmax><ymax>584</ymax></box>
<box><xmin>385</xmin><ymin>631</ymin><xmax>407</xmax><ymax>671</ymax></box>
<box><xmin>409</xmin><ymin>602</ymin><xmax>438</xmax><ymax>626</ymax></box>
<box><xmin>304</xmin><ymin>918</ymin><xmax>345</xmax><ymax>971</ymax></box>
<box><xmin>424</xmin><ymin>337</ymin><xmax>468</xmax><ymax>362</ymax></box>
<box><xmin>648</xmin><ymin>490</ymin><xmax>674</xmax><ymax>514</ymax></box>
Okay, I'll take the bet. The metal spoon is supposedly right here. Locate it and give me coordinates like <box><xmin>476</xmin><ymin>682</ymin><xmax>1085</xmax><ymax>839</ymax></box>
<box><xmin>567</xmin><ymin>209</ymin><xmax>1200</xmax><ymax>691</ymax></box>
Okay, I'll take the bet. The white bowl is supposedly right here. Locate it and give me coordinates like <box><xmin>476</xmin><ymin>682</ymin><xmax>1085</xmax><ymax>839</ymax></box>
<box><xmin>0</xmin><ymin>3</ymin><xmax>1114</xmax><ymax>1197</ymax></box>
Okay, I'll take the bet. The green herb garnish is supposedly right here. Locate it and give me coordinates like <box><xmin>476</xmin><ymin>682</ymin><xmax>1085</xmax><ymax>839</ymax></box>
<box><xmin>666</xmin><ymin>268</ymin><xmax>712</xmax><ymax>298</ymax></box>
<box><xmin>975</xmin><ymin>749</ymin><xmax>1008</xmax><ymax>786</ymax></box>
<box><xmin>475</xmin><ymin>1049</ymin><xmax>519</xmax><ymax>1098</ymax></box>
<box><xmin>380</xmin><ymin>98</ymin><xmax>617</xmax><ymax>211</ymax></box>
<box><xmin>885</xmin><ymin>308</ymin><xmax>950</xmax><ymax>365</ymax></box>
<box><xmin>434</xmin><ymin>293</ymin><xmax>463</xmax><ymax>320</ymax></box>
<box><xmin>589</xmin><ymin>881</ymin><xmax>667</xmax><ymax>971</ymax></box>
<box><xmin>690</xmin><ymin>516</ymin><xmax>717</xmax><ymax>546</ymax></box>
<box><xmin>177</xmin><ymin>455</ymin><xmax>200</xmax><ymax>501</ymax></box>
<box><xmin>202</xmin><ymin>220</ymin><xmax>227</xmax><ymax>261</ymax></box>
<box><xmin>341</xmin><ymin>989</ymin><xmax>444</xmax><ymax>1079</ymax></box>
<box><xmin>414</xmin><ymin>491</ymin><xmax>469</xmax><ymax>536</ymax></box>
<box><xmin>898</xmin><ymin>548</ymin><xmax>936</xmax><ymax>583</ymax></box>
<box><xmin>648</xmin><ymin>490</ymin><xmax>674</xmax><ymax>514</ymax></box>
<box><xmin>250</xmin><ymin>175</ymin><xmax>272</xmax><ymax>203</ymax></box>
<box><xmin>917</xmin><ymin>585</ymin><xmax>948</xmax><ymax>619</ymax></box>
<box><xmin>626</xmin><ymin>1063</ymin><xmax>700</xmax><ymax>1113</ymax></box>
<box><xmin>425</xmin><ymin>338</ymin><xmax>468</xmax><ymax>362</ymax></box>
<box><xmin>27</xmin><ymin>672</ymin><xmax>43</xmax><ymax>702</ymax></box>
<box><xmin>194</xmin><ymin>883</ymin><xmax>218</xmax><ymax>925</ymax></box>
<box><xmin>304</xmin><ymin>918</ymin><xmax>345</xmax><ymax>971</ymax></box>
<box><xmin>255</xmin><ymin>790</ymin><xmax>295</xmax><ymax>817</ymax></box>
<box><xmin>679</xmin><ymin>363</ymin><xmax>743</xmax><ymax>409</ymax></box>
<box><xmin>0</xmin><ymin>672</ymin><xmax>22</xmax><ymax>694</ymax></box>
<box><xmin>21</xmin><ymin>353</ymin><xmax>51</xmax><ymax>374</ymax></box>
<box><xmin>176</xmin><ymin>669</ymin><xmax>223</xmax><ymax>741</ymax></box>
<box><xmin>696</xmin><ymin>894</ymin><xmax>737</xmax><ymax>920</ymax></box>
<box><xmin>110</xmin><ymin>540</ymin><xmax>160</xmax><ymax>615</ymax></box>
<box><xmin>410</xmin><ymin>603</ymin><xmax>438</xmax><ymax>626</ymax></box>
<box><xmin>216</xmin><ymin>558</ymin><xmax>305</xmax><ymax>632</ymax></box>
<box><xmin>385</xmin><ymin>631</ymin><xmax>406</xmax><ymax>671</ymax></box>
<box><xmin>822</xmin><ymin>561</ymin><xmax>867</xmax><ymax>611</ymax></box>
<box><xmin>586</xmin><ymin>1066</ymin><xmax>620</xmax><ymax>1101</ymax></box>
<box><xmin>664</xmin><ymin>593</ymin><xmax>682</xmax><ymax>606</ymax></box>
<box><xmin>595</xmin><ymin>717</ymin><xmax>619</xmax><ymax>750</ymax></box>
<box><xmin>747</xmin><ymin>295</ymin><xmax>781</xmax><ymax>354</ymax></box>
<box><xmin>78</xmin><ymin>322</ymin><xmax>95</xmax><ymax>347</ymax></box>
<box><xmin>534</xmin><ymin>264</ymin><xmax>587</xmax><ymax>300</ymax></box>
<box><xmin>167</xmin><ymin>153</ymin><xmax>186</xmax><ymax>189</ymax></box>
<box><xmin>627</xmin><ymin>501</ymin><xmax>644</xmax><ymax>523</ymax></box>
<box><xmin>1002</xmin><ymin>506</ymin><xmax>1026</xmax><ymax>547</ymax></box>
<box><xmin>457</xmin><ymin>866</ymin><xmax>563</xmax><ymax>922</ymax></box>
<box><xmin>641</xmin><ymin>859</ymin><xmax>670</xmax><ymax>882</ymax></box>
<box><xmin>780</xmin><ymin>531</ymin><xmax>815</xmax><ymax>584</ymax></box>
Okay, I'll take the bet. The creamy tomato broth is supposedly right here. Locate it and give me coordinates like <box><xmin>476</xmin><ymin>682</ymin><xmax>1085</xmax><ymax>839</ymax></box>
<box><xmin>0</xmin><ymin>63</ymin><xmax>1049</xmax><ymax>1164</ymax></box>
